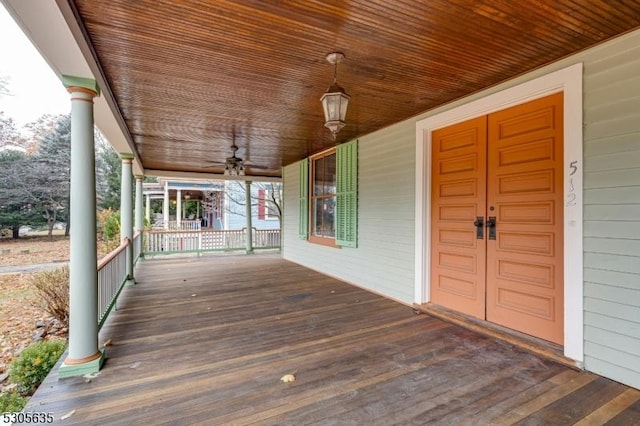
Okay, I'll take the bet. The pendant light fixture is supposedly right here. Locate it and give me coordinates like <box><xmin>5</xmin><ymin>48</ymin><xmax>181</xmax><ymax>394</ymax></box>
<box><xmin>320</xmin><ymin>52</ymin><xmax>350</xmax><ymax>140</ymax></box>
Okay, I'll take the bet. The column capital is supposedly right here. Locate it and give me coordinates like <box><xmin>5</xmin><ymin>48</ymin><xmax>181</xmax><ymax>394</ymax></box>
<box><xmin>134</xmin><ymin>175</ymin><xmax>145</xmax><ymax>181</ymax></box>
<box><xmin>62</xmin><ymin>75</ymin><xmax>100</xmax><ymax>97</ymax></box>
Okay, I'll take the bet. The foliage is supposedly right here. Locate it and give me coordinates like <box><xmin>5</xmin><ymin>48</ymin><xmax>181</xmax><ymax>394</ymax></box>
<box><xmin>103</xmin><ymin>210</ymin><xmax>121</xmax><ymax>241</ymax></box>
<box><xmin>0</xmin><ymin>150</ymin><xmax>42</xmax><ymax>238</ymax></box>
<box><xmin>29</xmin><ymin>267</ymin><xmax>69</xmax><ymax>327</ymax></box>
<box><xmin>0</xmin><ymin>114</ymin><xmax>71</xmax><ymax>239</ymax></box>
<box><xmin>8</xmin><ymin>340</ymin><xmax>66</xmax><ymax>396</ymax></box>
<box><xmin>0</xmin><ymin>75</ymin><xmax>11</xmax><ymax>97</ymax></box>
<box><xmin>0</xmin><ymin>390</ymin><xmax>27</xmax><ymax>413</ymax></box>
<box><xmin>97</xmin><ymin>208</ymin><xmax>121</xmax><ymax>253</ymax></box>
<box><xmin>27</xmin><ymin>115</ymin><xmax>71</xmax><ymax>239</ymax></box>
<box><xmin>97</xmin><ymin>140</ymin><xmax>122</xmax><ymax>211</ymax></box>
<box><xmin>0</xmin><ymin>111</ymin><xmax>26</xmax><ymax>148</ymax></box>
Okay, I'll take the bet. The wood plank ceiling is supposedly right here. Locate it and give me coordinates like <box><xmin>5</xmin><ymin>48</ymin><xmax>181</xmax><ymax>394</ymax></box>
<box><xmin>67</xmin><ymin>0</ymin><xmax>640</xmax><ymax>178</ymax></box>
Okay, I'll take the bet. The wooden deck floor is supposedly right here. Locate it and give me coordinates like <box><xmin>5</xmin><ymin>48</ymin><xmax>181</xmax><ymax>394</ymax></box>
<box><xmin>24</xmin><ymin>254</ymin><xmax>640</xmax><ymax>425</ymax></box>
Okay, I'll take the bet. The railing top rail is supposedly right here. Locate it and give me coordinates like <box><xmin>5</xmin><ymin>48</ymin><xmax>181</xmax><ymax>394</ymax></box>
<box><xmin>98</xmin><ymin>238</ymin><xmax>129</xmax><ymax>272</ymax></box>
<box><xmin>146</xmin><ymin>229</ymin><xmax>247</xmax><ymax>235</ymax></box>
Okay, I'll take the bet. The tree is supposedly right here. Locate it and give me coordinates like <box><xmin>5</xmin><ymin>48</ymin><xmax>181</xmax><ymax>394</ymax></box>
<box><xmin>96</xmin><ymin>135</ymin><xmax>121</xmax><ymax>211</ymax></box>
<box><xmin>30</xmin><ymin>115</ymin><xmax>71</xmax><ymax>238</ymax></box>
<box><xmin>0</xmin><ymin>150</ymin><xmax>41</xmax><ymax>238</ymax></box>
<box><xmin>0</xmin><ymin>112</ymin><xmax>26</xmax><ymax>149</ymax></box>
<box><xmin>0</xmin><ymin>75</ymin><xmax>10</xmax><ymax>97</ymax></box>
<box><xmin>0</xmin><ymin>115</ymin><xmax>71</xmax><ymax>239</ymax></box>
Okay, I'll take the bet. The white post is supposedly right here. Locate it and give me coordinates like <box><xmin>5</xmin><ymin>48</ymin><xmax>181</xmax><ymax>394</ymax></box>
<box><xmin>176</xmin><ymin>189</ymin><xmax>182</xmax><ymax>228</ymax></box>
<box><xmin>163</xmin><ymin>181</ymin><xmax>169</xmax><ymax>230</ymax></box>
<box><xmin>145</xmin><ymin>194</ymin><xmax>151</xmax><ymax>224</ymax></box>
<box><xmin>245</xmin><ymin>180</ymin><xmax>254</xmax><ymax>254</ymax></box>
<box><xmin>135</xmin><ymin>176</ymin><xmax>144</xmax><ymax>232</ymax></box>
<box><xmin>120</xmin><ymin>156</ymin><xmax>134</xmax><ymax>280</ymax></box>
<box><xmin>59</xmin><ymin>76</ymin><xmax>104</xmax><ymax>378</ymax></box>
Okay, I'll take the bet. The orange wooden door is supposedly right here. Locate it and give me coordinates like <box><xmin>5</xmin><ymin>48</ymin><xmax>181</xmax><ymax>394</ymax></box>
<box><xmin>430</xmin><ymin>116</ymin><xmax>487</xmax><ymax>320</ymax></box>
<box><xmin>486</xmin><ymin>93</ymin><xmax>564</xmax><ymax>345</ymax></box>
<box><xmin>430</xmin><ymin>93</ymin><xmax>564</xmax><ymax>344</ymax></box>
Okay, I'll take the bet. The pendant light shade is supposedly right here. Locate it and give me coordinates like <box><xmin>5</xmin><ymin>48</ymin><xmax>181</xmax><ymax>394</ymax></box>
<box><xmin>320</xmin><ymin>52</ymin><xmax>350</xmax><ymax>140</ymax></box>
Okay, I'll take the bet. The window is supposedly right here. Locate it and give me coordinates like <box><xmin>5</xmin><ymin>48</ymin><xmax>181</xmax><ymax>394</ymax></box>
<box><xmin>309</xmin><ymin>149</ymin><xmax>337</xmax><ymax>244</ymax></box>
<box><xmin>298</xmin><ymin>140</ymin><xmax>358</xmax><ymax>248</ymax></box>
<box><xmin>257</xmin><ymin>188</ymin><xmax>280</xmax><ymax>221</ymax></box>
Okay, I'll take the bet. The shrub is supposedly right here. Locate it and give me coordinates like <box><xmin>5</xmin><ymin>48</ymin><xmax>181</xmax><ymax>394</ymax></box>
<box><xmin>103</xmin><ymin>210</ymin><xmax>121</xmax><ymax>241</ymax></box>
<box><xmin>0</xmin><ymin>390</ymin><xmax>27</xmax><ymax>413</ymax></box>
<box><xmin>30</xmin><ymin>267</ymin><xmax>69</xmax><ymax>327</ymax></box>
<box><xmin>9</xmin><ymin>340</ymin><xmax>66</xmax><ymax>396</ymax></box>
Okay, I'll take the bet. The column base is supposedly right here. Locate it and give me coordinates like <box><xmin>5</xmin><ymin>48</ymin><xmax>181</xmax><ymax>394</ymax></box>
<box><xmin>125</xmin><ymin>278</ymin><xmax>136</xmax><ymax>286</ymax></box>
<box><xmin>58</xmin><ymin>350</ymin><xmax>105</xmax><ymax>379</ymax></box>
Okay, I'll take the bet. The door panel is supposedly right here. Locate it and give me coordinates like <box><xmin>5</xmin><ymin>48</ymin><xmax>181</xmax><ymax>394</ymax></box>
<box><xmin>486</xmin><ymin>92</ymin><xmax>564</xmax><ymax>344</ymax></box>
<box><xmin>429</xmin><ymin>93</ymin><xmax>564</xmax><ymax>345</ymax></box>
<box><xmin>430</xmin><ymin>116</ymin><xmax>487</xmax><ymax>319</ymax></box>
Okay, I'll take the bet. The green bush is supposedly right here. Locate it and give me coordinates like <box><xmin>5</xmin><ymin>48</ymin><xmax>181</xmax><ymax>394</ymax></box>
<box><xmin>30</xmin><ymin>267</ymin><xmax>69</xmax><ymax>327</ymax></box>
<box><xmin>0</xmin><ymin>390</ymin><xmax>27</xmax><ymax>413</ymax></box>
<box><xmin>103</xmin><ymin>211</ymin><xmax>121</xmax><ymax>241</ymax></box>
<box><xmin>9</xmin><ymin>340</ymin><xmax>66</xmax><ymax>396</ymax></box>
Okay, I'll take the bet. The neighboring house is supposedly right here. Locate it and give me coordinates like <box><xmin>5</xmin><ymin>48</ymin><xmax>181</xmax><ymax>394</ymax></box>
<box><xmin>225</xmin><ymin>181</ymin><xmax>282</xmax><ymax>231</ymax></box>
<box><xmin>283</xmin><ymin>30</ymin><xmax>640</xmax><ymax>390</ymax></box>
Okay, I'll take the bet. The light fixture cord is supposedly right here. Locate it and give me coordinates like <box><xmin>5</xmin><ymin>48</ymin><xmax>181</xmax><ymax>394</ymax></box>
<box><xmin>334</xmin><ymin>62</ymin><xmax>338</xmax><ymax>84</ymax></box>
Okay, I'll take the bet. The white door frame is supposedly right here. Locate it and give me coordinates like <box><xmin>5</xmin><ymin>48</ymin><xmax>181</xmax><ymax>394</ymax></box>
<box><xmin>414</xmin><ymin>63</ymin><xmax>584</xmax><ymax>363</ymax></box>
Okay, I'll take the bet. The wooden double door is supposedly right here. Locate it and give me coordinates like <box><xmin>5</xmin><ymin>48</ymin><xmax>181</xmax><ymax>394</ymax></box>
<box><xmin>430</xmin><ymin>93</ymin><xmax>564</xmax><ymax>345</ymax></box>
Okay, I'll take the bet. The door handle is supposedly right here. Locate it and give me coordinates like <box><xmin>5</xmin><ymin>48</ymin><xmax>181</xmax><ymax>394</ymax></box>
<box><xmin>473</xmin><ymin>216</ymin><xmax>484</xmax><ymax>239</ymax></box>
<box><xmin>487</xmin><ymin>216</ymin><xmax>496</xmax><ymax>240</ymax></box>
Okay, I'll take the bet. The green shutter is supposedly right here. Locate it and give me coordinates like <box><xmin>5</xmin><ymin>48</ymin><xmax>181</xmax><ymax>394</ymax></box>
<box><xmin>298</xmin><ymin>159</ymin><xmax>309</xmax><ymax>239</ymax></box>
<box><xmin>336</xmin><ymin>139</ymin><xmax>358</xmax><ymax>247</ymax></box>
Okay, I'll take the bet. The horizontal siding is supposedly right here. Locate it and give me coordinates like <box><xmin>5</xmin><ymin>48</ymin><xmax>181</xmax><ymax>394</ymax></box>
<box><xmin>584</xmin><ymin>237</ymin><xmax>640</xmax><ymax>256</ymax></box>
<box><xmin>584</xmin><ymin>268</ymin><xmax>639</xmax><ymax>290</ymax></box>
<box><xmin>283</xmin><ymin>122</ymin><xmax>416</xmax><ymax>304</ymax></box>
<box><xmin>281</xmin><ymin>28</ymin><xmax>640</xmax><ymax>389</ymax></box>
<box><xmin>582</xmin><ymin>30</ymin><xmax>640</xmax><ymax>389</ymax></box>
<box><xmin>584</xmin><ymin>187</ymin><xmax>640</xmax><ymax>205</ymax></box>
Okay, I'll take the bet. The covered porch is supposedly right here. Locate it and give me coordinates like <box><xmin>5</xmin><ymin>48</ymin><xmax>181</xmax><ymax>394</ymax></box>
<box><xmin>25</xmin><ymin>255</ymin><xmax>640</xmax><ymax>424</ymax></box>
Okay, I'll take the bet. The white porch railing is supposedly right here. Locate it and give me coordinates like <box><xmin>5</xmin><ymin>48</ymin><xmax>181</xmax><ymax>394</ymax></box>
<box><xmin>253</xmin><ymin>228</ymin><xmax>281</xmax><ymax>248</ymax></box>
<box><xmin>133</xmin><ymin>230</ymin><xmax>142</xmax><ymax>262</ymax></box>
<box><xmin>97</xmin><ymin>238</ymin><xmax>129</xmax><ymax>328</ymax></box>
<box><xmin>144</xmin><ymin>228</ymin><xmax>280</xmax><ymax>255</ymax></box>
<box><xmin>168</xmin><ymin>220</ymin><xmax>201</xmax><ymax>230</ymax></box>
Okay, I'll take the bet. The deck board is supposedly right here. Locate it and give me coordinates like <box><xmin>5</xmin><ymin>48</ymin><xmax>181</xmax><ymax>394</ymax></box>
<box><xmin>21</xmin><ymin>254</ymin><xmax>640</xmax><ymax>425</ymax></box>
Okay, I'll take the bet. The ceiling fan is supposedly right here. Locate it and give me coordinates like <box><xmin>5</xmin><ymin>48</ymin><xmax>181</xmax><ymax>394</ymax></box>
<box><xmin>203</xmin><ymin>131</ymin><xmax>270</xmax><ymax>174</ymax></box>
<box><xmin>223</xmin><ymin>142</ymin><xmax>245</xmax><ymax>176</ymax></box>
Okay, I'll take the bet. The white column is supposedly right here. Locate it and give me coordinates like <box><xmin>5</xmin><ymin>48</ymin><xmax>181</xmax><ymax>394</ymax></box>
<box><xmin>176</xmin><ymin>189</ymin><xmax>182</xmax><ymax>227</ymax></box>
<box><xmin>120</xmin><ymin>157</ymin><xmax>134</xmax><ymax>280</ymax></box>
<box><xmin>59</xmin><ymin>77</ymin><xmax>104</xmax><ymax>378</ymax></box>
<box><xmin>135</xmin><ymin>176</ymin><xmax>144</xmax><ymax>232</ymax></box>
<box><xmin>163</xmin><ymin>182</ymin><xmax>169</xmax><ymax>230</ymax></box>
<box><xmin>145</xmin><ymin>194</ymin><xmax>151</xmax><ymax>224</ymax></box>
<box><xmin>245</xmin><ymin>180</ymin><xmax>253</xmax><ymax>254</ymax></box>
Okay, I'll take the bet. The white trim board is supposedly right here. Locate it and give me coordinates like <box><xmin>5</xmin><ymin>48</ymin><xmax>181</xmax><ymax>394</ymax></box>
<box><xmin>414</xmin><ymin>63</ymin><xmax>584</xmax><ymax>363</ymax></box>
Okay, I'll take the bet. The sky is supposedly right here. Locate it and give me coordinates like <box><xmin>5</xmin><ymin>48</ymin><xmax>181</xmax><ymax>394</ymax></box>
<box><xmin>0</xmin><ymin>4</ymin><xmax>70</xmax><ymax>129</ymax></box>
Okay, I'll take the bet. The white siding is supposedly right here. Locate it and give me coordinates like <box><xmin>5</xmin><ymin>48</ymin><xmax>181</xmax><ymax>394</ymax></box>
<box><xmin>283</xmin><ymin>122</ymin><xmax>416</xmax><ymax>304</ymax></box>
<box><xmin>581</xmin><ymin>33</ymin><xmax>640</xmax><ymax>389</ymax></box>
